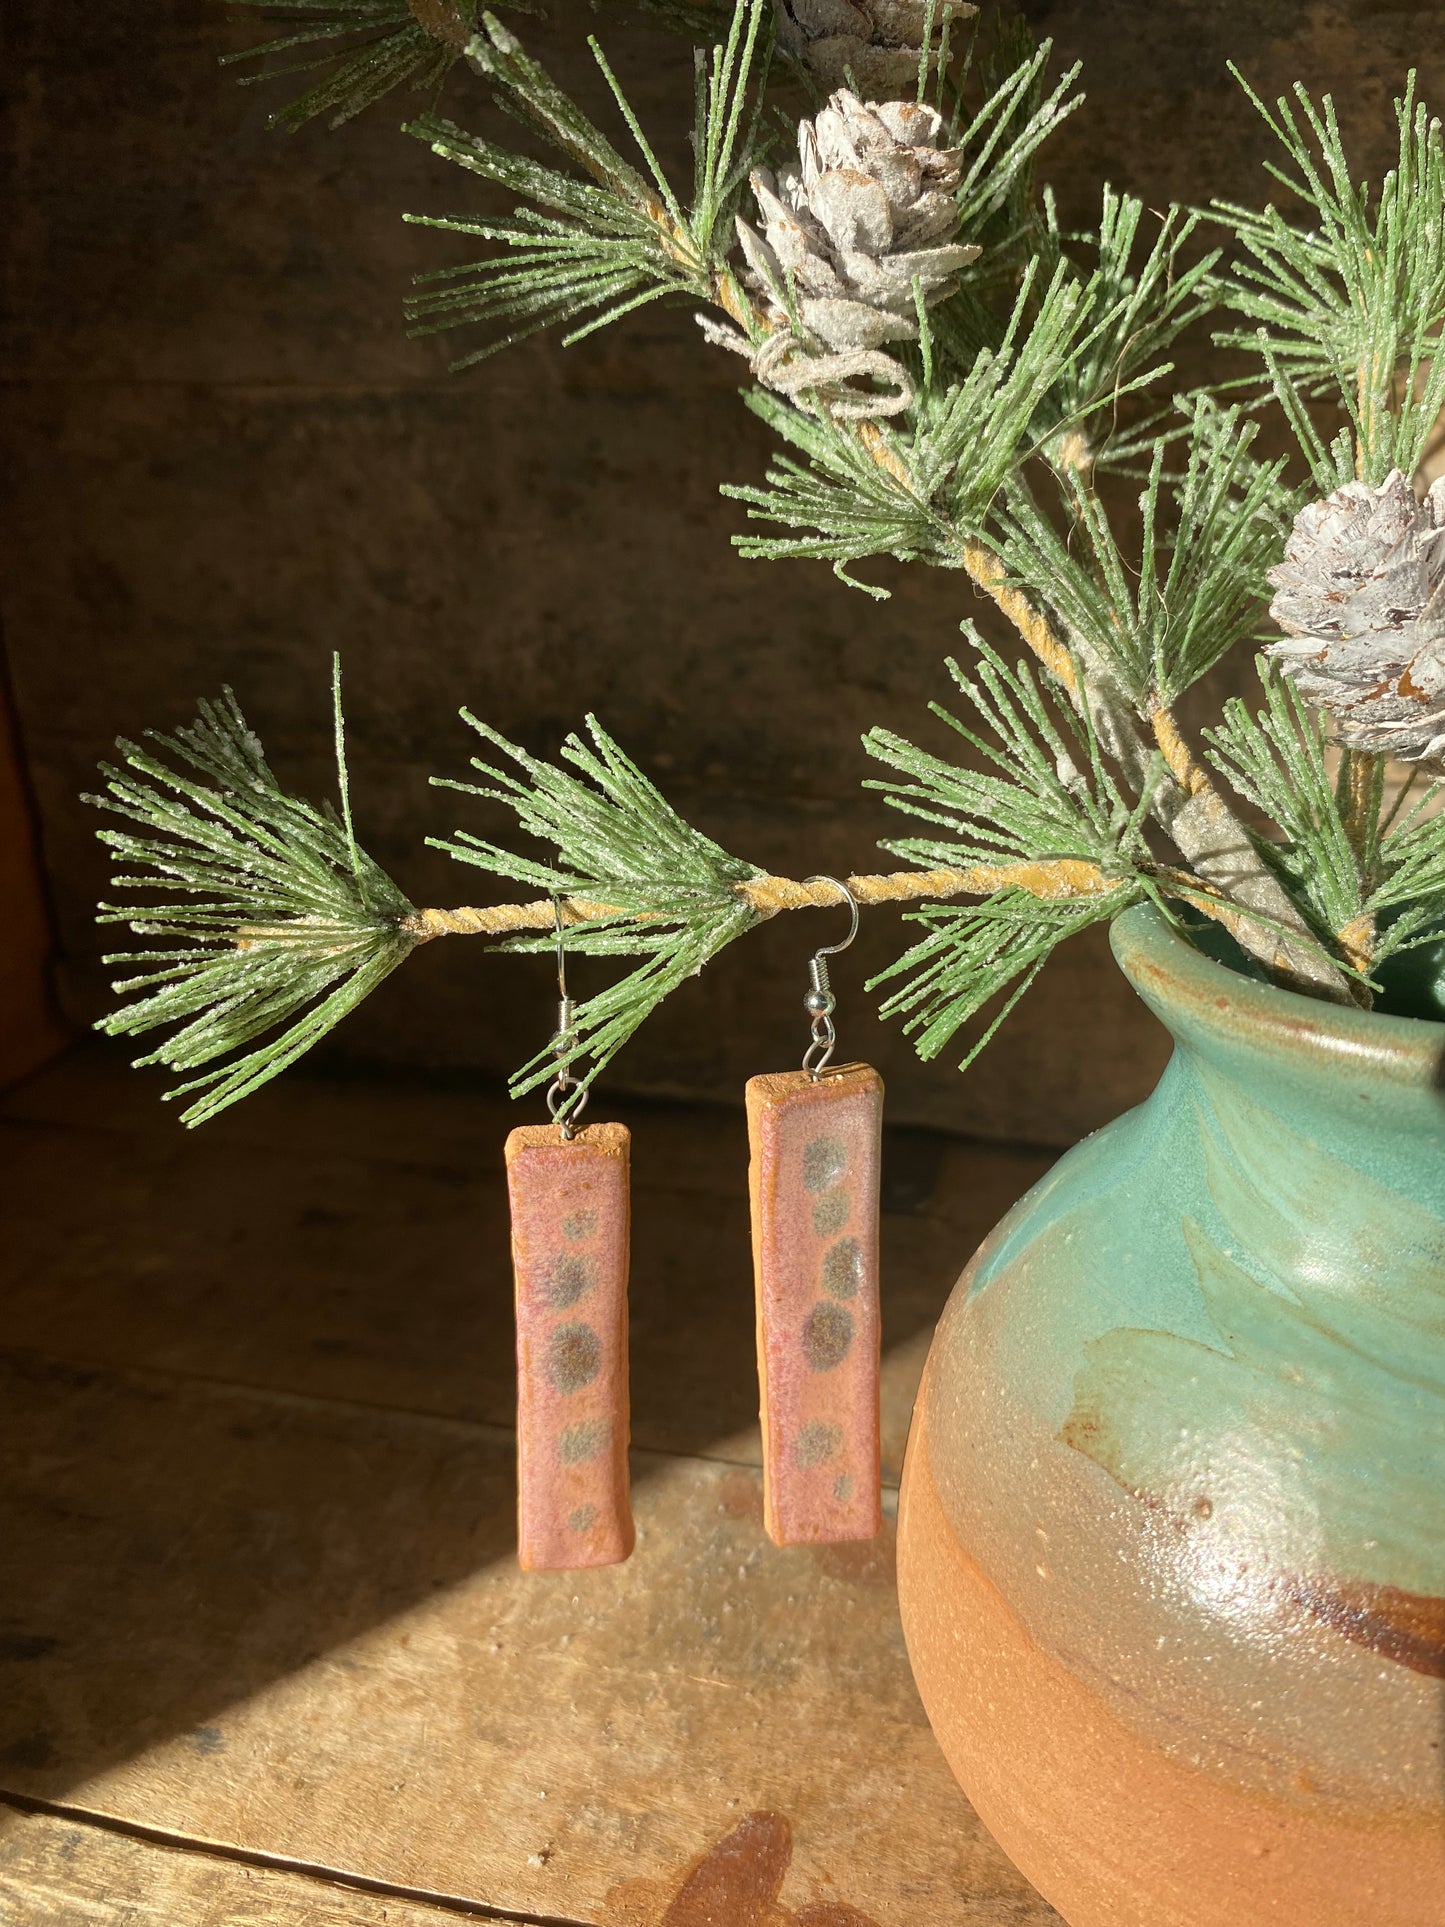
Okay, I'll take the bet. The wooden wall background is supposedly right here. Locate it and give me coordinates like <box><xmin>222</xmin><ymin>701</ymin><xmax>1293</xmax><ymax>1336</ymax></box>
<box><xmin>3</xmin><ymin>0</ymin><xmax>1439</xmax><ymax>1142</ymax></box>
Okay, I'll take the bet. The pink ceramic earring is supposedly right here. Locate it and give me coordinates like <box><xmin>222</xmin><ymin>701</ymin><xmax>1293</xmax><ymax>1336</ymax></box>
<box><xmin>745</xmin><ymin>878</ymin><xmax>883</xmax><ymax>1548</ymax></box>
<box><xmin>505</xmin><ymin>900</ymin><xmax>634</xmax><ymax>1572</ymax></box>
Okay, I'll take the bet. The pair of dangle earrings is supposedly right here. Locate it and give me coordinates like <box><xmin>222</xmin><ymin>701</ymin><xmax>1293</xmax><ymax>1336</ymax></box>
<box><xmin>505</xmin><ymin>884</ymin><xmax>882</xmax><ymax>1572</ymax></box>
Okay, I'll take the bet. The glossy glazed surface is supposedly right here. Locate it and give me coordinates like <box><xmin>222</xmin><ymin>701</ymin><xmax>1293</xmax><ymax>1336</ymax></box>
<box><xmin>898</xmin><ymin>905</ymin><xmax>1445</xmax><ymax>1925</ymax></box>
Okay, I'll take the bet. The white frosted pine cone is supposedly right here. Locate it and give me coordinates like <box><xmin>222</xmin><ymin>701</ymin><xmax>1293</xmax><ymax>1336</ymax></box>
<box><xmin>773</xmin><ymin>0</ymin><xmax>976</xmax><ymax>95</ymax></box>
<box><xmin>736</xmin><ymin>90</ymin><xmax>978</xmax><ymax>357</ymax></box>
<box><xmin>1267</xmin><ymin>470</ymin><xmax>1445</xmax><ymax>764</ymax></box>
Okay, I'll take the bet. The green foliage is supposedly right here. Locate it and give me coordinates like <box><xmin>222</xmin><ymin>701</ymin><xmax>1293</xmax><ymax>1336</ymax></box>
<box><xmin>724</xmin><ymin>184</ymin><xmax>1228</xmax><ymax>588</ymax></box>
<box><xmin>1034</xmin><ymin>189</ymin><xmax>1219</xmax><ymax>473</ymax></box>
<box><xmin>1001</xmin><ymin>401</ymin><xmax>1297</xmax><ymax>709</ymax></box>
<box><xmin>871</xmin><ymin>887</ymin><xmax>1135</xmax><ymax>1066</ymax></box>
<box><xmin>431</xmin><ymin>714</ymin><xmax>765</xmax><ymax>1107</ymax></box>
<box><xmin>948</xmin><ymin>33</ymin><xmax>1082</xmax><ymax>247</ymax></box>
<box><xmin>862</xmin><ymin>637</ymin><xmax>1154</xmax><ymax>1057</ymax></box>
<box><xmin>87</xmin><ymin>664</ymin><xmax>418</xmax><ymax>1126</ymax></box>
<box><xmin>402</xmin><ymin>116</ymin><xmax>697</xmax><ymax>361</ymax></box>
<box><xmin>1205</xmin><ymin>661</ymin><xmax>1370</xmax><ymax>953</ymax></box>
<box><xmin>867</xmin><ymin>633</ymin><xmax>1159</xmax><ymax>871</ymax></box>
<box><xmin>725</xmin><ymin>260</ymin><xmax>1096</xmax><ymax>586</ymax></box>
<box><xmin>1215</xmin><ymin>73</ymin><xmax>1445</xmax><ymax>487</ymax></box>
<box><xmin>404</xmin><ymin>5</ymin><xmax>769</xmax><ymax>364</ymax></box>
<box><xmin>215</xmin><ymin>0</ymin><xmax>733</xmax><ymax>131</ymax></box>
<box><xmin>724</xmin><ymin>386</ymin><xmax>953</xmax><ymax>590</ymax></box>
<box><xmin>217</xmin><ymin>0</ymin><xmax>486</xmax><ymax>131</ymax></box>
<box><xmin>1370</xmin><ymin>787</ymin><xmax>1445</xmax><ymax>958</ymax></box>
<box><xmin>1206</xmin><ymin>659</ymin><xmax>1445</xmax><ymax>972</ymax></box>
<box><xmin>687</xmin><ymin>0</ymin><xmax>773</xmax><ymax>263</ymax></box>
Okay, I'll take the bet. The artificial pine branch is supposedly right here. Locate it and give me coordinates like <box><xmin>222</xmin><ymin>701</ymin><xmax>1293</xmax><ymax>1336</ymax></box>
<box><xmin>1208</xmin><ymin>659</ymin><xmax>1445</xmax><ymax>985</ymax></box>
<box><xmin>405</xmin><ymin>857</ymin><xmax>1126</xmax><ymax>940</ymax></box>
<box><xmin>426</xmin><ymin>703</ymin><xmax>1140</xmax><ymax>1103</ymax></box>
<box><xmin>403</xmin><ymin>5</ymin><xmax>771</xmax><ymax>363</ymax></box>
<box><xmin>948</xmin><ymin>33</ymin><xmax>1081</xmax><ymax>242</ymax></box>
<box><xmin>1000</xmin><ymin>403</ymin><xmax>1297</xmax><ymax>711</ymax></box>
<box><xmin>861</xmin><ymin>635</ymin><xmax>1155</xmax><ymax>1054</ymax></box>
<box><xmin>87</xmin><ymin>662</ymin><xmax>421</xmax><ymax>1125</ymax></box>
<box><xmin>217</xmin><ymin>0</ymin><xmax>487</xmax><ymax>131</ymax></box>
<box><xmin>1032</xmin><ymin>189</ymin><xmax>1219</xmax><ymax>477</ymax></box>
<box><xmin>401</xmin><ymin>115</ymin><xmax>700</xmax><ymax>361</ymax></box>
<box><xmin>214</xmin><ymin>0</ymin><xmax>736</xmax><ymax>131</ymax></box>
<box><xmin>1205</xmin><ymin>661</ymin><xmax>1374</xmax><ymax>972</ymax></box>
<box><xmin>430</xmin><ymin>712</ymin><xmax>770</xmax><ymax>1106</ymax></box>
<box><xmin>865</xmin><ymin>636</ymin><xmax>1160</xmax><ymax>876</ymax></box>
<box><xmin>871</xmin><ymin>888</ymin><xmax>1138</xmax><ymax>1066</ymax></box>
<box><xmin>422</xmin><ymin>692</ymin><xmax>1167</xmax><ymax>1096</ymax></box>
<box><xmin>1215</xmin><ymin>72</ymin><xmax>1445</xmax><ymax>487</ymax></box>
<box><xmin>109</xmin><ymin>0</ymin><xmax>1445</xmax><ymax>1128</ymax></box>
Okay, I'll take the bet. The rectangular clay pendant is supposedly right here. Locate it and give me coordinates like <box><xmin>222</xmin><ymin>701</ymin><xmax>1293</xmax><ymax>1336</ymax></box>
<box><xmin>746</xmin><ymin>1063</ymin><xmax>883</xmax><ymax>1546</ymax></box>
<box><xmin>505</xmin><ymin>1120</ymin><xmax>634</xmax><ymax>1571</ymax></box>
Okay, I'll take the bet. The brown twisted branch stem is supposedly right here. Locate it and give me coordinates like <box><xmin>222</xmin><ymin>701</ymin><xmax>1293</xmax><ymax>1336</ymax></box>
<box><xmin>401</xmin><ymin>857</ymin><xmax>1118</xmax><ymax>942</ymax></box>
<box><xmin>1149</xmin><ymin>705</ymin><xmax>1212</xmax><ymax>797</ymax></box>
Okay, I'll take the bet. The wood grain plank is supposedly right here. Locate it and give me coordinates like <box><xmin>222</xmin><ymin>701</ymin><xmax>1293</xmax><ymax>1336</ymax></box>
<box><xmin>0</xmin><ymin>1351</ymin><xmax>1059</xmax><ymax>1926</ymax></box>
<box><xmin>0</xmin><ymin>1807</ymin><xmax>553</xmax><ymax>1925</ymax></box>
<box><xmin>0</xmin><ymin>1053</ymin><xmax>1052</xmax><ymax>1479</ymax></box>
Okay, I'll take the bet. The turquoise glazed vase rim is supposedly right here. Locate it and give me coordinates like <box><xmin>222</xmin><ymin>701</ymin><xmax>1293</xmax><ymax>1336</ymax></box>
<box><xmin>1110</xmin><ymin>901</ymin><xmax>1445</xmax><ymax>1093</ymax></box>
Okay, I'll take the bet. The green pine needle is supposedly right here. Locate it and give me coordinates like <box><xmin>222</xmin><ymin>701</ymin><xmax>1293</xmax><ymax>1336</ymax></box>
<box><xmin>216</xmin><ymin>1</ymin><xmax>491</xmax><ymax>132</ymax></box>
<box><xmin>403</xmin><ymin>4</ymin><xmax>770</xmax><ymax>365</ymax></box>
<box><xmin>1036</xmin><ymin>187</ymin><xmax>1220</xmax><ymax>472</ymax></box>
<box><xmin>724</xmin><ymin>259</ymin><xmax>1096</xmax><ymax>587</ymax></box>
<box><xmin>87</xmin><ymin>660</ymin><xmax>419</xmax><ymax>1126</ymax></box>
<box><xmin>1370</xmin><ymin>787</ymin><xmax>1445</xmax><ymax>957</ymax></box>
<box><xmin>952</xmin><ymin>37</ymin><xmax>1082</xmax><ymax>241</ymax></box>
<box><xmin>863</xmin><ymin>637</ymin><xmax>1153</xmax><ymax>1057</ymax></box>
<box><xmin>866</xmin><ymin>638</ymin><xmax>1155</xmax><ymax>870</ymax></box>
<box><xmin>1214</xmin><ymin>72</ymin><xmax>1445</xmax><ymax>485</ymax></box>
<box><xmin>1206</xmin><ymin>657</ymin><xmax>1445</xmax><ymax>971</ymax></box>
<box><xmin>430</xmin><ymin>713</ymin><xmax>766</xmax><ymax>1106</ymax></box>
<box><xmin>1001</xmin><ymin>399</ymin><xmax>1297</xmax><ymax>709</ymax></box>
<box><xmin>871</xmin><ymin>888</ymin><xmax>1136</xmax><ymax>1066</ymax></box>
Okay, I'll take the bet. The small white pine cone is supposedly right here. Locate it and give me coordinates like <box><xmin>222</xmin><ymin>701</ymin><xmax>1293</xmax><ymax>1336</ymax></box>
<box><xmin>1267</xmin><ymin>470</ymin><xmax>1445</xmax><ymax>764</ymax></box>
<box><xmin>773</xmin><ymin>0</ymin><xmax>976</xmax><ymax>95</ymax></box>
<box><xmin>736</xmin><ymin>90</ymin><xmax>979</xmax><ymax>357</ymax></box>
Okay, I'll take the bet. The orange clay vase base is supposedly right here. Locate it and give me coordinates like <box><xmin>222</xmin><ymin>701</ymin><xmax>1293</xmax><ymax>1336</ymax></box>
<box><xmin>506</xmin><ymin>1121</ymin><xmax>634</xmax><ymax>1571</ymax></box>
<box><xmin>746</xmin><ymin>1063</ymin><xmax>882</xmax><ymax>1547</ymax></box>
<box><xmin>900</xmin><ymin>1415</ymin><xmax>1442</xmax><ymax>1927</ymax></box>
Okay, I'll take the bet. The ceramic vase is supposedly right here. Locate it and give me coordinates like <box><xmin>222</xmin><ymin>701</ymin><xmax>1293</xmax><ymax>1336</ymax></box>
<box><xmin>897</xmin><ymin>904</ymin><xmax>1445</xmax><ymax>1927</ymax></box>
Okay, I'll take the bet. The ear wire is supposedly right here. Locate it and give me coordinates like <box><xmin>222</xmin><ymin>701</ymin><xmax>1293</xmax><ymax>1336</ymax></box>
<box><xmin>544</xmin><ymin>893</ymin><xmax>588</xmax><ymax>1138</ymax></box>
<box><xmin>800</xmin><ymin>875</ymin><xmax>859</xmax><ymax>1078</ymax></box>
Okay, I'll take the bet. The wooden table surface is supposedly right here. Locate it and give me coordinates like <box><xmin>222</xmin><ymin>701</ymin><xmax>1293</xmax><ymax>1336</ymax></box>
<box><xmin>0</xmin><ymin>1045</ymin><xmax>1063</xmax><ymax>1925</ymax></box>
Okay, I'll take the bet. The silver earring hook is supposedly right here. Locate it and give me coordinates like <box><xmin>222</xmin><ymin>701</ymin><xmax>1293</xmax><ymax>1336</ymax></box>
<box><xmin>545</xmin><ymin>893</ymin><xmax>588</xmax><ymax>1139</ymax></box>
<box><xmin>801</xmin><ymin>875</ymin><xmax>858</xmax><ymax>1079</ymax></box>
<box><xmin>552</xmin><ymin>890</ymin><xmax>570</xmax><ymax>1005</ymax></box>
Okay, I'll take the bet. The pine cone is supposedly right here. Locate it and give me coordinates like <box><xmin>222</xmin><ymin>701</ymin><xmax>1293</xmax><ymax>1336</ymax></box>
<box><xmin>736</xmin><ymin>91</ymin><xmax>978</xmax><ymax>357</ymax></box>
<box><xmin>1267</xmin><ymin>470</ymin><xmax>1445</xmax><ymax>765</ymax></box>
<box><xmin>773</xmin><ymin>0</ymin><xmax>976</xmax><ymax>95</ymax></box>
